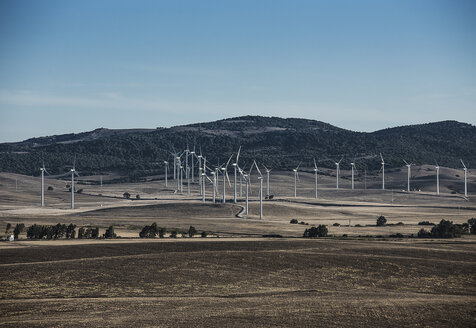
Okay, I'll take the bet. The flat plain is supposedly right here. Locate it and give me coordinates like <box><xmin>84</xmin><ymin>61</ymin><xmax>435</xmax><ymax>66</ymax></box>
<box><xmin>0</xmin><ymin>168</ymin><xmax>475</xmax><ymax>327</ymax></box>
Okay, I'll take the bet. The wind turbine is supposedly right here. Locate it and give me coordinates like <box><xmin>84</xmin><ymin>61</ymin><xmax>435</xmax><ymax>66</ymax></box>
<box><xmin>403</xmin><ymin>159</ymin><xmax>412</xmax><ymax>192</ymax></box>
<box><xmin>221</xmin><ymin>154</ymin><xmax>233</xmax><ymax>203</ymax></box>
<box><xmin>211</xmin><ymin>171</ymin><xmax>216</xmax><ymax>203</ymax></box>
<box><xmin>233</xmin><ymin>146</ymin><xmax>241</xmax><ymax>203</ymax></box>
<box><xmin>190</xmin><ymin>149</ymin><xmax>195</xmax><ymax>183</ymax></box>
<box><xmin>40</xmin><ymin>161</ymin><xmax>50</xmax><ymax>207</ymax></box>
<box><xmin>163</xmin><ymin>161</ymin><xmax>169</xmax><ymax>187</ymax></box>
<box><xmin>435</xmin><ymin>162</ymin><xmax>440</xmax><ymax>196</ymax></box>
<box><xmin>70</xmin><ymin>158</ymin><xmax>79</xmax><ymax>209</ymax></box>
<box><xmin>380</xmin><ymin>153</ymin><xmax>385</xmax><ymax>190</ymax></box>
<box><xmin>335</xmin><ymin>158</ymin><xmax>342</xmax><ymax>189</ymax></box>
<box><xmin>313</xmin><ymin>158</ymin><xmax>318</xmax><ymax>198</ymax></box>
<box><xmin>263</xmin><ymin>165</ymin><xmax>271</xmax><ymax>198</ymax></box>
<box><xmin>244</xmin><ymin>173</ymin><xmax>249</xmax><ymax>215</ymax></box>
<box><xmin>350</xmin><ymin>161</ymin><xmax>356</xmax><ymax>190</ymax></box>
<box><xmin>258</xmin><ymin>176</ymin><xmax>264</xmax><ymax>220</ymax></box>
<box><xmin>293</xmin><ymin>162</ymin><xmax>301</xmax><ymax>197</ymax></box>
<box><xmin>461</xmin><ymin>159</ymin><xmax>468</xmax><ymax>198</ymax></box>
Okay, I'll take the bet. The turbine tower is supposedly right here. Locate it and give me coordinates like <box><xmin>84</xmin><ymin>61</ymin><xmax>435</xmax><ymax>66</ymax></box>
<box><xmin>335</xmin><ymin>158</ymin><xmax>342</xmax><ymax>189</ymax></box>
<box><xmin>403</xmin><ymin>159</ymin><xmax>412</xmax><ymax>192</ymax></box>
<box><xmin>221</xmin><ymin>154</ymin><xmax>233</xmax><ymax>203</ymax></box>
<box><xmin>70</xmin><ymin>159</ymin><xmax>79</xmax><ymax>209</ymax></box>
<box><xmin>233</xmin><ymin>146</ymin><xmax>241</xmax><ymax>203</ymax></box>
<box><xmin>380</xmin><ymin>153</ymin><xmax>385</xmax><ymax>190</ymax></box>
<box><xmin>258</xmin><ymin>176</ymin><xmax>263</xmax><ymax>220</ymax></box>
<box><xmin>163</xmin><ymin>161</ymin><xmax>168</xmax><ymax>187</ymax></box>
<box><xmin>461</xmin><ymin>159</ymin><xmax>468</xmax><ymax>198</ymax></box>
<box><xmin>244</xmin><ymin>174</ymin><xmax>249</xmax><ymax>215</ymax></box>
<box><xmin>435</xmin><ymin>162</ymin><xmax>440</xmax><ymax>196</ymax></box>
<box><xmin>190</xmin><ymin>150</ymin><xmax>195</xmax><ymax>182</ymax></box>
<box><xmin>263</xmin><ymin>165</ymin><xmax>271</xmax><ymax>198</ymax></box>
<box><xmin>350</xmin><ymin>161</ymin><xmax>356</xmax><ymax>190</ymax></box>
<box><xmin>40</xmin><ymin>161</ymin><xmax>50</xmax><ymax>207</ymax></box>
<box><xmin>293</xmin><ymin>162</ymin><xmax>301</xmax><ymax>197</ymax></box>
<box><xmin>313</xmin><ymin>158</ymin><xmax>318</xmax><ymax>198</ymax></box>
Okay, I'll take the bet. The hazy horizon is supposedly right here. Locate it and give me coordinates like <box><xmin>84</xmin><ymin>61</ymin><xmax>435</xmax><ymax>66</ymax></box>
<box><xmin>1</xmin><ymin>0</ymin><xmax>475</xmax><ymax>142</ymax></box>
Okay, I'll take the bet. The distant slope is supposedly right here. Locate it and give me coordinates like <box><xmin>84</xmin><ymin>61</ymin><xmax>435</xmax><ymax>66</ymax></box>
<box><xmin>0</xmin><ymin>116</ymin><xmax>474</xmax><ymax>180</ymax></box>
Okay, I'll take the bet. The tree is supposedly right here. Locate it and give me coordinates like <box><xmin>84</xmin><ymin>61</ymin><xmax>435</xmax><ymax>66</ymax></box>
<box><xmin>123</xmin><ymin>192</ymin><xmax>131</xmax><ymax>199</ymax></box>
<box><xmin>104</xmin><ymin>225</ymin><xmax>117</xmax><ymax>238</ymax></box>
<box><xmin>376</xmin><ymin>216</ymin><xmax>387</xmax><ymax>226</ymax></box>
<box><xmin>468</xmin><ymin>218</ymin><xmax>476</xmax><ymax>234</ymax></box>
<box><xmin>431</xmin><ymin>219</ymin><xmax>462</xmax><ymax>238</ymax></box>
<box><xmin>13</xmin><ymin>223</ymin><xmax>25</xmax><ymax>240</ymax></box>
<box><xmin>158</xmin><ymin>227</ymin><xmax>165</xmax><ymax>238</ymax></box>
<box><xmin>290</xmin><ymin>219</ymin><xmax>298</xmax><ymax>224</ymax></box>
<box><xmin>136</xmin><ymin>194</ymin><xmax>141</xmax><ymax>199</ymax></box>
<box><xmin>66</xmin><ymin>223</ymin><xmax>76</xmax><ymax>239</ymax></box>
<box><xmin>47</xmin><ymin>186</ymin><xmax>54</xmax><ymax>191</ymax></box>
<box><xmin>5</xmin><ymin>223</ymin><xmax>11</xmax><ymax>234</ymax></box>
<box><xmin>201</xmin><ymin>231</ymin><xmax>208</xmax><ymax>238</ymax></box>
<box><xmin>91</xmin><ymin>227</ymin><xmax>99</xmax><ymax>238</ymax></box>
<box><xmin>139</xmin><ymin>223</ymin><xmax>159</xmax><ymax>238</ymax></box>
<box><xmin>169</xmin><ymin>230</ymin><xmax>177</xmax><ymax>238</ymax></box>
<box><xmin>188</xmin><ymin>226</ymin><xmax>197</xmax><ymax>238</ymax></box>
<box><xmin>303</xmin><ymin>225</ymin><xmax>328</xmax><ymax>238</ymax></box>
<box><xmin>78</xmin><ymin>227</ymin><xmax>85</xmax><ymax>239</ymax></box>
<box><xmin>417</xmin><ymin>228</ymin><xmax>431</xmax><ymax>238</ymax></box>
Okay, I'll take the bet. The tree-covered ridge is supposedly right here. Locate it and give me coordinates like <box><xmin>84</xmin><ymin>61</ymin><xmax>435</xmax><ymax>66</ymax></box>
<box><xmin>0</xmin><ymin>116</ymin><xmax>474</xmax><ymax>178</ymax></box>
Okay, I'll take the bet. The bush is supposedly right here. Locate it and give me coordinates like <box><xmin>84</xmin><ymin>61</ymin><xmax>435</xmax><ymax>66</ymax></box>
<box><xmin>290</xmin><ymin>219</ymin><xmax>298</xmax><ymax>224</ymax></box>
<box><xmin>78</xmin><ymin>227</ymin><xmax>85</xmax><ymax>239</ymax></box>
<box><xmin>390</xmin><ymin>233</ymin><xmax>404</xmax><ymax>238</ymax></box>
<box><xmin>140</xmin><ymin>223</ymin><xmax>159</xmax><ymax>238</ymax></box>
<box><xmin>5</xmin><ymin>223</ymin><xmax>11</xmax><ymax>234</ymax></box>
<box><xmin>123</xmin><ymin>192</ymin><xmax>131</xmax><ymax>199</ymax></box>
<box><xmin>104</xmin><ymin>225</ymin><xmax>117</xmax><ymax>238</ymax></box>
<box><xmin>169</xmin><ymin>230</ymin><xmax>177</xmax><ymax>238</ymax></box>
<box><xmin>430</xmin><ymin>219</ymin><xmax>462</xmax><ymax>238</ymax></box>
<box><xmin>468</xmin><ymin>218</ymin><xmax>476</xmax><ymax>234</ymax></box>
<box><xmin>188</xmin><ymin>226</ymin><xmax>197</xmax><ymax>238</ymax></box>
<box><xmin>333</xmin><ymin>223</ymin><xmax>340</xmax><ymax>226</ymax></box>
<box><xmin>355</xmin><ymin>224</ymin><xmax>363</xmax><ymax>227</ymax></box>
<box><xmin>201</xmin><ymin>231</ymin><xmax>208</xmax><ymax>238</ymax></box>
<box><xmin>158</xmin><ymin>227</ymin><xmax>166</xmax><ymax>238</ymax></box>
<box><xmin>47</xmin><ymin>186</ymin><xmax>54</xmax><ymax>191</ymax></box>
<box><xmin>136</xmin><ymin>194</ymin><xmax>141</xmax><ymax>199</ymax></box>
<box><xmin>418</xmin><ymin>221</ymin><xmax>435</xmax><ymax>226</ymax></box>
<box><xmin>13</xmin><ymin>223</ymin><xmax>25</xmax><ymax>240</ymax></box>
<box><xmin>376</xmin><ymin>216</ymin><xmax>387</xmax><ymax>226</ymax></box>
<box><xmin>303</xmin><ymin>225</ymin><xmax>328</xmax><ymax>238</ymax></box>
<box><xmin>76</xmin><ymin>189</ymin><xmax>83</xmax><ymax>194</ymax></box>
<box><xmin>417</xmin><ymin>228</ymin><xmax>431</xmax><ymax>238</ymax></box>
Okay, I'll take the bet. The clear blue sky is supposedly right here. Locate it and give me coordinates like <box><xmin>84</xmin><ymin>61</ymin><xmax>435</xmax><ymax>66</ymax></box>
<box><xmin>1</xmin><ymin>0</ymin><xmax>475</xmax><ymax>142</ymax></box>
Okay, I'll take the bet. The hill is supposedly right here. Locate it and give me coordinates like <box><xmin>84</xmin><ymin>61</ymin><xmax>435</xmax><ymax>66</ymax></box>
<box><xmin>0</xmin><ymin>116</ymin><xmax>474</xmax><ymax>180</ymax></box>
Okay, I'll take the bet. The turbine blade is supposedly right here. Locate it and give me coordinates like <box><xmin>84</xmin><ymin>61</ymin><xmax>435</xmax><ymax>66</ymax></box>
<box><xmin>460</xmin><ymin>159</ymin><xmax>466</xmax><ymax>168</ymax></box>
<box><xmin>313</xmin><ymin>158</ymin><xmax>317</xmax><ymax>169</ymax></box>
<box><xmin>380</xmin><ymin>153</ymin><xmax>384</xmax><ymax>163</ymax></box>
<box><xmin>236</xmin><ymin>146</ymin><xmax>241</xmax><ymax>164</ymax></box>
<box><xmin>403</xmin><ymin>159</ymin><xmax>409</xmax><ymax>165</ymax></box>
<box><xmin>226</xmin><ymin>171</ymin><xmax>231</xmax><ymax>187</ymax></box>
<box><xmin>254</xmin><ymin>160</ymin><xmax>262</xmax><ymax>177</ymax></box>
<box><xmin>226</xmin><ymin>154</ymin><xmax>233</xmax><ymax>168</ymax></box>
<box><xmin>296</xmin><ymin>161</ymin><xmax>302</xmax><ymax>170</ymax></box>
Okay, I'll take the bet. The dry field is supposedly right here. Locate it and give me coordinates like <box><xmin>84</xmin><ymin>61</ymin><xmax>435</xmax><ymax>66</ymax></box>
<box><xmin>0</xmin><ymin>239</ymin><xmax>475</xmax><ymax>327</ymax></box>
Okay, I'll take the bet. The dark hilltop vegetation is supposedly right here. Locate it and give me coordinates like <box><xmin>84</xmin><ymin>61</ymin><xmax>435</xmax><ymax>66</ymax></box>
<box><xmin>0</xmin><ymin>116</ymin><xmax>474</xmax><ymax>180</ymax></box>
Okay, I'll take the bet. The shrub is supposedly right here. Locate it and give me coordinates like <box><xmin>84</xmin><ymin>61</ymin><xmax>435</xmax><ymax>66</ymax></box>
<box><xmin>76</xmin><ymin>189</ymin><xmax>83</xmax><ymax>194</ymax></box>
<box><xmin>417</xmin><ymin>228</ymin><xmax>431</xmax><ymax>238</ymax></box>
<box><xmin>188</xmin><ymin>226</ymin><xmax>197</xmax><ymax>238</ymax></box>
<box><xmin>303</xmin><ymin>225</ymin><xmax>328</xmax><ymax>238</ymax></box>
<box><xmin>66</xmin><ymin>224</ymin><xmax>76</xmax><ymax>239</ymax></box>
<box><xmin>201</xmin><ymin>231</ymin><xmax>208</xmax><ymax>238</ymax></box>
<box><xmin>91</xmin><ymin>227</ymin><xmax>99</xmax><ymax>238</ymax></box>
<box><xmin>5</xmin><ymin>223</ymin><xmax>11</xmax><ymax>234</ymax></box>
<box><xmin>136</xmin><ymin>194</ymin><xmax>141</xmax><ymax>199</ymax></box>
<box><xmin>47</xmin><ymin>186</ymin><xmax>54</xmax><ymax>191</ymax></box>
<box><xmin>170</xmin><ymin>230</ymin><xmax>177</xmax><ymax>238</ymax></box>
<box><xmin>78</xmin><ymin>227</ymin><xmax>85</xmax><ymax>239</ymax></box>
<box><xmin>355</xmin><ymin>224</ymin><xmax>363</xmax><ymax>227</ymax></box>
<box><xmin>158</xmin><ymin>227</ymin><xmax>166</xmax><ymax>238</ymax></box>
<box><xmin>123</xmin><ymin>192</ymin><xmax>131</xmax><ymax>199</ymax></box>
<box><xmin>431</xmin><ymin>219</ymin><xmax>462</xmax><ymax>238</ymax></box>
<box><xmin>13</xmin><ymin>223</ymin><xmax>25</xmax><ymax>240</ymax></box>
<box><xmin>104</xmin><ymin>225</ymin><xmax>117</xmax><ymax>238</ymax></box>
<box><xmin>468</xmin><ymin>218</ymin><xmax>476</xmax><ymax>234</ymax></box>
<box><xmin>376</xmin><ymin>216</ymin><xmax>387</xmax><ymax>226</ymax></box>
<box><xmin>333</xmin><ymin>223</ymin><xmax>340</xmax><ymax>226</ymax></box>
<box><xmin>140</xmin><ymin>223</ymin><xmax>159</xmax><ymax>238</ymax></box>
<box><xmin>418</xmin><ymin>221</ymin><xmax>435</xmax><ymax>226</ymax></box>
<box><xmin>390</xmin><ymin>233</ymin><xmax>404</xmax><ymax>238</ymax></box>
<box><xmin>290</xmin><ymin>219</ymin><xmax>298</xmax><ymax>224</ymax></box>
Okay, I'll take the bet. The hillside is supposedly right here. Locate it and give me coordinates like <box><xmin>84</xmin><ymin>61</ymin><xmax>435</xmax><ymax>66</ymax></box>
<box><xmin>0</xmin><ymin>116</ymin><xmax>474</xmax><ymax>180</ymax></box>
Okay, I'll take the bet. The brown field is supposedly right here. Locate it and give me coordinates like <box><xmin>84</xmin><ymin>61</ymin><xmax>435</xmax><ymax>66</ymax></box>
<box><xmin>1</xmin><ymin>168</ymin><xmax>475</xmax><ymax>327</ymax></box>
<box><xmin>0</xmin><ymin>239</ymin><xmax>475</xmax><ymax>327</ymax></box>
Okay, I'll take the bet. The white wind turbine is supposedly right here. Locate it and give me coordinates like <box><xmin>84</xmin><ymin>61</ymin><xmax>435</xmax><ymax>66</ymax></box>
<box><xmin>233</xmin><ymin>146</ymin><xmax>241</xmax><ymax>203</ymax></box>
<box><xmin>163</xmin><ymin>160</ymin><xmax>169</xmax><ymax>187</ymax></box>
<box><xmin>380</xmin><ymin>153</ymin><xmax>385</xmax><ymax>190</ymax></box>
<box><xmin>258</xmin><ymin>175</ymin><xmax>264</xmax><ymax>220</ymax></box>
<box><xmin>461</xmin><ymin>159</ymin><xmax>468</xmax><ymax>198</ymax></box>
<box><xmin>263</xmin><ymin>165</ymin><xmax>271</xmax><ymax>198</ymax></box>
<box><xmin>190</xmin><ymin>148</ymin><xmax>195</xmax><ymax>183</ymax></box>
<box><xmin>293</xmin><ymin>162</ymin><xmax>301</xmax><ymax>197</ymax></box>
<box><xmin>435</xmin><ymin>161</ymin><xmax>440</xmax><ymax>196</ymax></box>
<box><xmin>313</xmin><ymin>158</ymin><xmax>318</xmax><ymax>198</ymax></box>
<box><xmin>221</xmin><ymin>154</ymin><xmax>233</xmax><ymax>203</ymax></box>
<box><xmin>40</xmin><ymin>161</ymin><xmax>50</xmax><ymax>207</ymax></box>
<box><xmin>350</xmin><ymin>160</ymin><xmax>356</xmax><ymax>190</ymax></box>
<box><xmin>70</xmin><ymin>158</ymin><xmax>80</xmax><ymax>209</ymax></box>
<box><xmin>335</xmin><ymin>158</ymin><xmax>343</xmax><ymax>189</ymax></box>
<box><xmin>403</xmin><ymin>159</ymin><xmax>412</xmax><ymax>192</ymax></box>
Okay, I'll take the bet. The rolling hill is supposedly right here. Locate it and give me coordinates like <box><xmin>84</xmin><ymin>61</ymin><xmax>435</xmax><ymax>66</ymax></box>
<box><xmin>0</xmin><ymin>116</ymin><xmax>474</xmax><ymax>180</ymax></box>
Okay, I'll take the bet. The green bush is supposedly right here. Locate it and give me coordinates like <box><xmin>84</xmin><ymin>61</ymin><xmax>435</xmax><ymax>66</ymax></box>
<box><xmin>104</xmin><ymin>225</ymin><xmax>117</xmax><ymax>238</ymax></box>
<box><xmin>290</xmin><ymin>219</ymin><xmax>298</xmax><ymax>224</ymax></box>
<box><xmin>201</xmin><ymin>231</ymin><xmax>208</xmax><ymax>238</ymax></box>
<box><xmin>303</xmin><ymin>225</ymin><xmax>328</xmax><ymax>238</ymax></box>
<box><xmin>188</xmin><ymin>226</ymin><xmax>197</xmax><ymax>238</ymax></box>
<box><xmin>333</xmin><ymin>223</ymin><xmax>340</xmax><ymax>226</ymax></box>
<box><xmin>376</xmin><ymin>216</ymin><xmax>387</xmax><ymax>226</ymax></box>
<box><xmin>418</xmin><ymin>221</ymin><xmax>435</xmax><ymax>226</ymax></box>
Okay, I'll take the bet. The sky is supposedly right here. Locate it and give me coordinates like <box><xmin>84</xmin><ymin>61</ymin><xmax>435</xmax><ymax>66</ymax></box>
<box><xmin>0</xmin><ymin>0</ymin><xmax>475</xmax><ymax>142</ymax></box>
